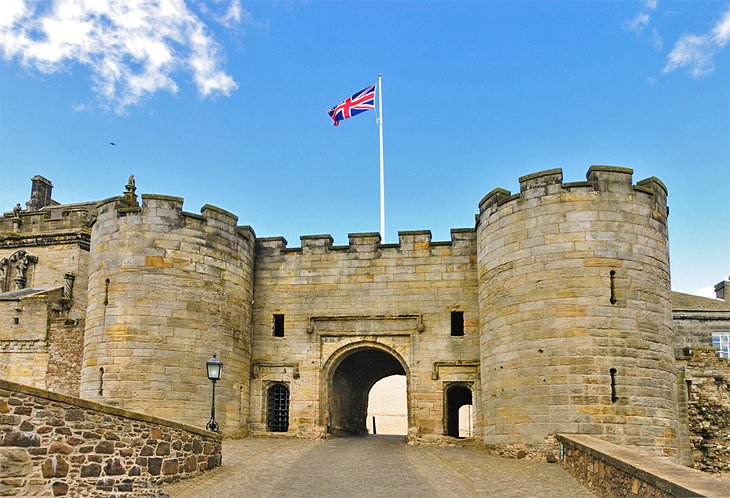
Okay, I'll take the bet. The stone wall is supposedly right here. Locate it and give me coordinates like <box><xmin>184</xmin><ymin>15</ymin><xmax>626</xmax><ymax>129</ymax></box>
<box><xmin>251</xmin><ymin>229</ymin><xmax>479</xmax><ymax>437</ymax></box>
<box><xmin>46</xmin><ymin>318</ymin><xmax>85</xmax><ymax>397</ymax></box>
<box><xmin>0</xmin><ymin>290</ymin><xmax>84</xmax><ymax>398</ymax></box>
<box><xmin>672</xmin><ymin>292</ymin><xmax>730</xmax><ymax>355</ymax></box>
<box><xmin>677</xmin><ymin>347</ymin><xmax>730</xmax><ymax>473</ymax></box>
<box><xmin>80</xmin><ymin>195</ymin><xmax>255</xmax><ymax>433</ymax></box>
<box><xmin>0</xmin><ymin>378</ymin><xmax>221</xmax><ymax>497</ymax></box>
<box><xmin>476</xmin><ymin>167</ymin><xmax>679</xmax><ymax>458</ymax></box>
<box><xmin>557</xmin><ymin>434</ymin><xmax>730</xmax><ymax>497</ymax></box>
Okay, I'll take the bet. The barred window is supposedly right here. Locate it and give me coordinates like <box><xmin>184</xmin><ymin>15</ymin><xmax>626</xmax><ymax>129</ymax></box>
<box><xmin>267</xmin><ymin>383</ymin><xmax>289</xmax><ymax>432</ymax></box>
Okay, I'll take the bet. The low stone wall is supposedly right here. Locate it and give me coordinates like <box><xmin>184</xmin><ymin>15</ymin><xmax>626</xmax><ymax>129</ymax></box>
<box><xmin>0</xmin><ymin>379</ymin><xmax>221</xmax><ymax>497</ymax></box>
<box><xmin>557</xmin><ymin>434</ymin><xmax>730</xmax><ymax>497</ymax></box>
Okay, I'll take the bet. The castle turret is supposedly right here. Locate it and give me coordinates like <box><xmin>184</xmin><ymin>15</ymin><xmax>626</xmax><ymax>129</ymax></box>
<box><xmin>476</xmin><ymin>166</ymin><xmax>679</xmax><ymax>458</ymax></box>
<box><xmin>80</xmin><ymin>182</ymin><xmax>255</xmax><ymax>433</ymax></box>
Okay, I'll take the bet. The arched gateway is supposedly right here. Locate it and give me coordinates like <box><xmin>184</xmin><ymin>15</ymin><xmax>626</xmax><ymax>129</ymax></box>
<box><xmin>322</xmin><ymin>342</ymin><xmax>408</xmax><ymax>436</ymax></box>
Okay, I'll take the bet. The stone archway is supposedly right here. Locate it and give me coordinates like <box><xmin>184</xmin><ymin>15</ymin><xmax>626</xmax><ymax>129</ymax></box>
<box><xmin>324</xmin><ymin>343</ymin><xmax>408</xmax><ymax>436</ymax></box>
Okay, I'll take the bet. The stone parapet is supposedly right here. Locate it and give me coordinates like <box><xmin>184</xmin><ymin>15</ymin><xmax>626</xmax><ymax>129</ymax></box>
<box><xmin>254</xmin><ymin>229</ymin><xmax>477</xmax><ymax>256</ymax></box>
<box><xmin>557</xmin><ymin>434</ymin><xmax>730</xmax><ymax>497</ymax></box>
<box><xmin>0</xmin><ymin>379</ymin><xmax>221</xmax><ymax>497</ymax></box>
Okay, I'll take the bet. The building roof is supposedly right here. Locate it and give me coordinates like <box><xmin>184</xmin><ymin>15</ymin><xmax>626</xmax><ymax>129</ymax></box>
<box><xmin>671</xmin><ymin>291</ymin><xmax>730</xmax><ymax>312</ymax></box>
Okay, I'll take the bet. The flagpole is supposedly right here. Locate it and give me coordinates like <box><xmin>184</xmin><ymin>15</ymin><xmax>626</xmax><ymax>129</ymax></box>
<box><xmin>378</xmin><ymin>74</ymin><xmax>385</xmax><ymax>242</ymax></box>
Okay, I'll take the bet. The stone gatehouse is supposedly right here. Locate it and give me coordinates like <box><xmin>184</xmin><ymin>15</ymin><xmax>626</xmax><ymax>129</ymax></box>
<box><xmin>1</xmin><ymin>167</ymin><xmax>729</xmax><ymax>470</ymax></box>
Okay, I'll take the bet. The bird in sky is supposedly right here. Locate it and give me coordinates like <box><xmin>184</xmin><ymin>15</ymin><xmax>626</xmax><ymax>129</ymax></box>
<box><xmin>109</xmin><ymin>142</ymin><xmax>116</xmax><ymax>146</ymax></box>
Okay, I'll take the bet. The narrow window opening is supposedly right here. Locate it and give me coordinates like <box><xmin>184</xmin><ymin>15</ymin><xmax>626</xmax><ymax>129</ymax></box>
<box><xmin>609</xmin><ymin>270</ymin><xmax>617</xmax><ymax>305</ymax></box>
<box><xmin>686</xmin><ymin>380</ymin><xmax>692</xmax><ymax>400</ymax></box>
<box><xmin>98</xmin><ymin>367</ymin><xmax>104</xmax><ymax>397</ymax></box>
<box><xmin>13</xmin><ymin>317</ymin><xmax>19</xmax><ymax>325</ymax></box>
<box><xmin>273</xmin><ymin>314</ymin><xmax>285</xmax><ymax>337</ymax></box>
<box><xmin>104</xmin><ymin>278</ymin><xmax>110</xmax><ymax>306</ymax></box>
<box><xmin>267</xmin><ymin>383</ymin><xmax>289</xmax><ymax>432</ymax></box>
<box><xmin>450</xmin><ymin>311</ymin><xmax>464</xmax><ymax>336</ymax></box>
<box><xmin>609</xmin><ymin>368</ymin><xmax>618</xmax><ymax>403</ymax></box>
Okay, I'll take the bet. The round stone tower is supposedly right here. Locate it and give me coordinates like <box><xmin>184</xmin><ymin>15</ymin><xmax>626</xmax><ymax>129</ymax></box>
<box><xmin>80</xmin><ymin>188</ymin><xmax>255</xmax><ymax>433</ymax></box>
<box><xmin>476</xmin><ymin>166</ymin><xmax>678</xmax><ymax>458</ymax></box>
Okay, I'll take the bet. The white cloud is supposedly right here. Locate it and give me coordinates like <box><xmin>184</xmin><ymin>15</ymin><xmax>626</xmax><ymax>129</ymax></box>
<box><xmin>0</xmin><ymin>0</ymin><xmax>239</xmax><ymax>112</ymax></box>
<box><xmin>664</xmin><ymin>7</ymin><xmax>730</xmax><ymax>77</ymax></box>
<box><xmin>643</xmin><ymin>0</ymin><xmax>658</xmax><ymax>11</ymax></box>
<box><xmin>625</xmin><ymin>12</ymin><xmax>650</xmax><ymax>34</ymax></box>
<box><xmin>712</xmin><ymin>6</ymin><xmax>730</xmax><ymax>44</ymax></box>
<box><xmin>694</xmin><ymin>286</ymin><xmax>719</xmax><ymax>299</ymax></box>
<box><xmin>651</xmin><ymin>27</ymin><xmax>663</xmax><ymax>50</ymax></box>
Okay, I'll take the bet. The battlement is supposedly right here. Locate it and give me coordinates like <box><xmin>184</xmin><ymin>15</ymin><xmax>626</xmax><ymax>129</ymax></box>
<box><xmin>95</xmin><ymin>193</ymin><xmax>254</xmax><ymax>246</ymax></box>
<box><xmin>255</xmin><ymin>228</ymin><xmax>476</xmax><ymax>256</ymax></box>
<box><xmin>0</xmin><ymin>204</ymin><xmax>94</xmax><ymax>250</ymax></box>
<box><xmin>478</xmin><ymin>166</ymin><xmax>668</xmax><ymax>218</ymax></box>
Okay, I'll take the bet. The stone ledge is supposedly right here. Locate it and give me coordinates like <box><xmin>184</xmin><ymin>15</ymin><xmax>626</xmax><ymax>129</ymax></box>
<box><xmin>557</xmin><ymin>434</ymin><xmax>730</xmax><ymax>497</ymax></box>
<box><xmin>0</xmin><ymin>379</ymin><xmax>221</xmax><ymax>440</ymax></box>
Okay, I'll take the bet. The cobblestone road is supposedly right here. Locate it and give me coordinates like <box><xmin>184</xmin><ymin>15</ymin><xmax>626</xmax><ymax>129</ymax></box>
<box><xmin>161</xmin><ymin>436</ymin><xmax>595</xmax><ymax>498</ymax></box>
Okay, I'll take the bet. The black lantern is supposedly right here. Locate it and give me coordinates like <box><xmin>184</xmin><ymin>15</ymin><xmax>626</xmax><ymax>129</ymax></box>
<box><xmin>205</xmin><ymin>353</ymin><xmax>223</xmax><ymax>432</ymax></box>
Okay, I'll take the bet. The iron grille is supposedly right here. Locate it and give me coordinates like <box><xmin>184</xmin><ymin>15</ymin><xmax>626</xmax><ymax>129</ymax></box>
<box><xmin>267</xmin><ymin>384</ymin><xmax>289</xmax><ymax>432</ymax></box>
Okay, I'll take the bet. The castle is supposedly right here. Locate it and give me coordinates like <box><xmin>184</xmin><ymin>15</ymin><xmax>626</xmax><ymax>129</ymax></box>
<box><xmin>2</xmin><ymin>167</ymin><xmax>729</xmax><ymax>470</ymax></box>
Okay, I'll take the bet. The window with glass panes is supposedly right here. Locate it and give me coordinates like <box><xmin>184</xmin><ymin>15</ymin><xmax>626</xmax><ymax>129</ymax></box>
<box><xmin>711</xmin><ymin>332</ymin><xmax>730</xmax><ymax>360</ymax></box>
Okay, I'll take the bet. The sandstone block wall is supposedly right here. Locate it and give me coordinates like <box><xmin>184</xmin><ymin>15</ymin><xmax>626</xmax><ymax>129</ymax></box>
<box><xmin>251</xmin><ymin>229</ymin><xmax>479</xmax><ymax>437</ymax></box>
<box><xmin>80</xmin><ymin>195</ymin><xmax>255</xmax><ymax>433</ymax></box>
<box><xmin>0</xmin><ymin>378</ymin><xmax>221</xmax><ymax>497</ymax></box>
<box><xmin>0</xmin><ymin>204</ymin><xmax>93</xmax><ymax>320</ymax></box>
<box><xmin>477</xmin><ymin>167</ymin><xmax>678</xmax><ymax>457</ymax></box>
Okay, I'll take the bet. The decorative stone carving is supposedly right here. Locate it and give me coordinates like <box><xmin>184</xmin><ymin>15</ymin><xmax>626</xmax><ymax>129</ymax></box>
<box><xmin>123</xmin><ymin>174</ymin><xmax>139</xmax><ymax>207</ymax></box>
<box><xmin>0</xmin><ymin>250</ymin><xmax>38</xmax><ymax>291</ymax></box>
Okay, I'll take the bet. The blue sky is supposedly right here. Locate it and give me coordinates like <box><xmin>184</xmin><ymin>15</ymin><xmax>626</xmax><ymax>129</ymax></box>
<box><xmin>0</xmin><ymin>0</ymin><xmax>728</xmax><ymax>296</ymax></box>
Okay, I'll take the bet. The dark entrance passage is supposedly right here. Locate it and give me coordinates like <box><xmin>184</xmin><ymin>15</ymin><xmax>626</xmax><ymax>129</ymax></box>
<box><xmin>330</xmin><ymin>348</ymin><xmax>406</xmax><ymax>436</ymax></box>
<box><xmin>445</xmin><ymin>384</ymin><xmax>472</xmax><ymax>437</ymax></box>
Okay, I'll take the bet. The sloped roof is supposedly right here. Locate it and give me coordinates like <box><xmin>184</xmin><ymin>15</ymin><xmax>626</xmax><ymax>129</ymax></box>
<box><xmin>671</xmin><ymin>291</ymin><xmax>730</xmax><ymax>312</ymax></box>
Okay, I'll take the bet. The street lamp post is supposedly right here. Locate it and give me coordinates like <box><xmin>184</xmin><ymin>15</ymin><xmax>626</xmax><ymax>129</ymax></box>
<box><xmin>205</xmin><ymin>353</ymin><xmax>223</xmax><ymax>432</ymax></box>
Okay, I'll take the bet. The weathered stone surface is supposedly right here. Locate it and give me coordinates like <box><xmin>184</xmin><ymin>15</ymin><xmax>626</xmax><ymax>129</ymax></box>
<box><xmin>103</xmin><ymin>458</ymin><xmax>125</xmax><ymax>476</ymax></box>
<box><xmin>0</xmin><ymin>448</ymin><xmax>32</xmax><ymax>477</ymax></box>
<box><xmin>1</xmin><ymin>431</ymin><xmax>40</xmax><ymax>447</ymax></box>
<box><xmin>49</xmin><ymin>442</ymin><xmax>72</xmax><ymax>455</ymax></box>
<box><xmin>51</xmin><ymin>481</ymin><xmax>68</xmax><ymax>496</ymax></box>
<box><xmin>162</xmin><ymin>459</ymin><xmax>179</xmax><ymax>475</ymax></box>
<box><xmin>80</xmin><ymin>463</ymin><xmax>101</xmax><ymax>477</ymax></box>
<box><xmin>94</xmin><ymin>441</ymin><xmax>114</xmax><ymax>454</ymax></box>
<box><xmin>148</xmin><ymin>457</ymin><xmax>162</xmax><ymax>475</ymax></box>
<box><xmin>41</xmin><ymin>456</ymin><xmax>69</xmax><ymax>478</ymax></box>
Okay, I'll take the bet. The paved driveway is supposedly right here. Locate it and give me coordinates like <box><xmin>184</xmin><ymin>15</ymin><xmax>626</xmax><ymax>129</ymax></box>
<box><xmin>161</xmin><ymin>436</ymin><xmax>594</xmax><ymax>497</ymax></box>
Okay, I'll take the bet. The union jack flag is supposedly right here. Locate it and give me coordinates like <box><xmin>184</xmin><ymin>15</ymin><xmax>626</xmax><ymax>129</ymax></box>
<box><xmin>327</xmin><ymin>84</ymin><xmax>376</xmax><ymax>126</ymax></box>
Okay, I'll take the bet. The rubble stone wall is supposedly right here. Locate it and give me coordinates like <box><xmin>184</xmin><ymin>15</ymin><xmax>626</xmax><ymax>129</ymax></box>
<box><xmin>677</xmin><ymin>346</ymin><xmax>730</xmax><ymax>473</ymax></box>
<box><xmin>0</xmin><ymin>378</ymin><xmax>221</xmax><ymax>497</ymax></box>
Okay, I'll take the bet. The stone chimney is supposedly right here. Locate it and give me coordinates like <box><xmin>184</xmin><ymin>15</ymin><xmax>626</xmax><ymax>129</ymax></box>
<box><xmin>26</xmin><ymin>175</ymin><xmax>53</xmax><ymax>211</ymax></box>
<box><xmin>715</xmin><ymin>278</ymin><xmax>729</xmax><ymax>300</ymax></box>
